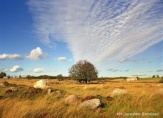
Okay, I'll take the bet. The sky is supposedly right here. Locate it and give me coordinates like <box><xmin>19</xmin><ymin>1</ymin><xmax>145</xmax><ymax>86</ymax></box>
<box><xmin>0</xmin><ymin>0</ymin><xmax>163</xmax><ymax>77</ymax></box>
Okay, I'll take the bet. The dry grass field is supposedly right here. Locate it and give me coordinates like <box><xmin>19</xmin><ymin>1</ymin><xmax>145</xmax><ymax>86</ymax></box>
<box><xmin>0</xmin><ymin>78</ymin><xmax>163</xmax><ymax>118</ymax></box>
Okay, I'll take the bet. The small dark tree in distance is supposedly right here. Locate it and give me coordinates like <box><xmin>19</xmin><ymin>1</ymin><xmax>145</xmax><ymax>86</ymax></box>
<box><xmin>19</xmin><ymin>75</ymin><xmax>22</xmax><ymax>79</ymax></box>
<box><xmin>57</xmin><ymin>74</ymin><xmax>63</xmax><ymax>81</ymax></box>
<box><xmin>7</xmin><ymin>75</ymin><xmax>10</xmax><ymax>79</ymax></box>
<box><xmin>69</xmin><ymin>60</ymin><xmax>98</xmax><ymax>83</ymax></box>
<box><xmin>26</xmin><ymin>75</ymin><xmax>31</xmax><ymax>79</ymax></box>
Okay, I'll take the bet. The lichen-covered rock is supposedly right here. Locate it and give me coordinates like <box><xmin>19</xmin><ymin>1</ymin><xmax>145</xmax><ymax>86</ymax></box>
<box><xmin>0</xmin><ymin>81</ymin><xmax>9</xmax><ymax>87</ymax></box>
<box><xmin>110</xmin><ymin>89</ymin><xmax>128</xmax><ymax>97</ymax></box>
<box><xmin>9</xmin><ymin>87</ymin><xmax>18</xmax><ymax>92</ymax></box>
<box><xmin>79</xmin><ymin>99</ymin><xmax>102</xmax><ymax>109</ymax></box>
<box><xmin>26</xmin><ymin>87</ymin><xmax>42</xmax><ymax>94</ymax></box>
<box><xmin>33</xmin><ymin>79</ymin><xmax>47</xmax><ymax>89</ymax></box>
<box><xmin>155</xmin><ymin>88</ymin><xmax>163</xmax><ymax>95</ymax></box>
<box><xmin>65</xmin><ymin>95</ymin><xmax>78</xmax><ymax>104</ymax></box>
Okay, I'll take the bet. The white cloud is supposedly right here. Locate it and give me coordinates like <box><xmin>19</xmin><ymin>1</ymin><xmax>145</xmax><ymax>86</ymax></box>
<box><xmin>57</xmin><ymin>57</ymin><xmax>66</xmax><ymax>61</ymax></box>
<box><xmin>0</xmin><ymin>68</ymin><xmax>7</xmax><ymax>72</ymax></box>
<box><xmin>10</xmin><ymin>65</ymin><xmax>24</xmax><ymax>73</ymax></box>
<box><xmin>33</xmin><ymin>68</ymin><xmax>44</xmax><ymax>73</ymax></box>
<box><xmin>26</xmin><ymin>47</ymin><xmax>48</xmax><ymax>60</ymax></box>
<box><xmin>68</xmin><ymin>59</ymin><xmax>73</xmax><ymax>62</ymax></box>
<box><xmin>0</xmin><ymin>54</ymin><xmax>22</xmax><ymax>60</ymax></box>
<box><xmin>28</xmin><ymin>0</ymin><xmax>163</xmax><ymax>66</ymax></box>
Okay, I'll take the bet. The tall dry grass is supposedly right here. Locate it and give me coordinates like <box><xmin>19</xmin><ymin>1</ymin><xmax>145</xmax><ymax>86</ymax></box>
<box><xmin>0</xmin><ymin>78</ymin><xmax>163</xmax><ymax>118</ymax></box>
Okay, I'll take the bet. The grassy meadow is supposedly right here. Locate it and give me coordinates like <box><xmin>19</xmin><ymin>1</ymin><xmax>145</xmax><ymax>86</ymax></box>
<box><xmin>0</xmin><ymin>78</ymin><xmax>163</xmax><ymax>118</ymax></box>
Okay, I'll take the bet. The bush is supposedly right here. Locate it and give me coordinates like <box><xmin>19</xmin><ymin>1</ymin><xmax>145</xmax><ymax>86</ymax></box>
<box><xmin>159</xmin><ymin>78</ymin><xmax>163</xmax><ymax>83</ymax></box>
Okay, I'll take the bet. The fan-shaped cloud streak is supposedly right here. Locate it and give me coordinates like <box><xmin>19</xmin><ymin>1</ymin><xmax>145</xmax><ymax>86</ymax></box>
<box><xmin>28</xmin><ymin>0</ymin><xmax>163</xmax><ymax>66</ymax></box>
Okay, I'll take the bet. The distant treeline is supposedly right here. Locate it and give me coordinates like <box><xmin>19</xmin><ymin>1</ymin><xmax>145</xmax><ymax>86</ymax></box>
<box><xmin>26</xmin><ymin>75</ymin><xmax>70</xmax><ymax>80</ymax></box>
<box><xmin>97</xmin><ymin>77</ymin><xmax>127</xmax><ymax>80</ymax></box>
<box><xmin>26</xmin><ymin>75</ymin><xmax>127</xmax><ymax>80</ymax></box>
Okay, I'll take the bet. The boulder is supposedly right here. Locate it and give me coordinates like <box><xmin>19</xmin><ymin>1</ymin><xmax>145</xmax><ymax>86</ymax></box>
<box><xmin>79</xmin><ymin>99</ymin><xmax>102</xmax><ymax>109</ymax></box>
<box><xmin>65</xmin><ymin>95</ymin><xmax>78</xmax><ymax>104</ymax></box>
<box><xmin>110</xmin><ymin>89</ymin><xmax>128</xmax><ymax>97</ymax></box>
<box><xmin>33</xmin><ymin>79</ymin><xmax>47</xmax><ymax>89</ymax></box>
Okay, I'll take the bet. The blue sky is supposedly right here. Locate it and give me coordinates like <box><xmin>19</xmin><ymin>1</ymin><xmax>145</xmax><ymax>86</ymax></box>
<box><xmin>0</xmin><ymin>0</ymin><xmax>163</xmax><ymax>77</ymax></box>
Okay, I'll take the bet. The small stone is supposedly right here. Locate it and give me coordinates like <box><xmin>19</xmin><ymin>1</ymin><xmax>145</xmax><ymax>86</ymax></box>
<box><xmin>47</xmin><ymin>89</ymin><xmax>51</xmax><ymax>94</ymax></box>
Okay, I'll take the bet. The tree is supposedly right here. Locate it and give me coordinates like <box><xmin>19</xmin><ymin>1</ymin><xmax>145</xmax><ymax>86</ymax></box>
<box><xmin>7</xmin><ymin>75</ymin><xmax>11</xmax><ymax>79</ymax></box>
<box><xmin>57</xmin><ymin>74</ymin><xmax>63</xmax><ymax>81</ymax></box>
<box><xmin>43</xmin><ymin>75</ymin><xmax>50</xmax><ymax>79</ymax></box>
<box><xmin>26</xmin><ymin>75</ymin><xmax>31</xmax><ymax>79</ymax></box>
<box><xmin>0</xmin><ymin>72</ymin><xmax>6</xmax><ymax>78</ymax></box>
<box><xmin>19</xmin><ymin>75</ymin><xmax>22</xmax><ymax>79</ymax></box>
<box><xmin>69</xmin><ymin>60</ymin><xmax>98</xmax><ymax>83</ymax></box>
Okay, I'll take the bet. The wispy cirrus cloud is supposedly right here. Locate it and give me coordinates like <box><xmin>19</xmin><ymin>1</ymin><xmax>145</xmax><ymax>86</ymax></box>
<box><xmin>108</xmin><ymin>69</ymin><xmax>129</xmax><ymax>72</ymax></box>
<box><xmin>0</xmin><ymin>54</ymin><xmax>23</xmax><ymax>60</ymax></box>
<box><xmin>28</xmin><ymin>0</ymin><xmax>163</xmax><ymax>66</ymax></box>
<box><xmin>118</xmin><ymin>58</ymin><xmax>145</xmax><ymax>63</ymax></box>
